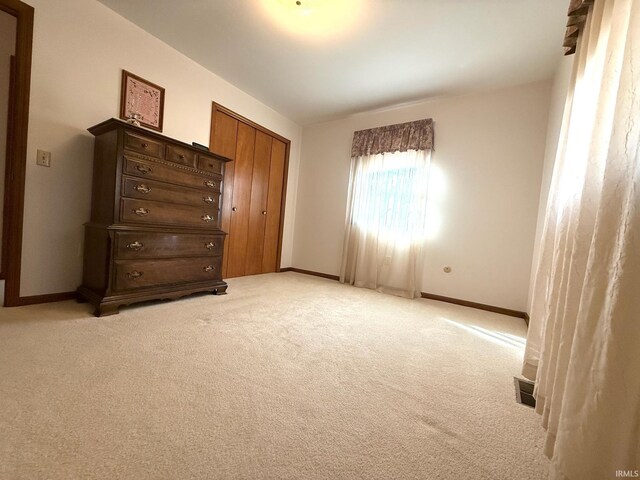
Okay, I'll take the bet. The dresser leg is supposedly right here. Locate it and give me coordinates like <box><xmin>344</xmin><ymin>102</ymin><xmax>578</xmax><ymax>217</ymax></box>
<box><xmin>95</xmin><ymin>304</ymin><xmax>120</xmax><ymax>317</ymax></box>
<box><xmin>213</xmin><ymin>285</ymin><xmax>228</xmax><ymax>295</ymax></box>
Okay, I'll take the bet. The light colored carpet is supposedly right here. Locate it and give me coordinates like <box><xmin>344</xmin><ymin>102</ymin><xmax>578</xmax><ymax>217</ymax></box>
<box><xmin>0</xmin><ymin>272</ymin><xmax>548</xmax><ymax>479</ymax></box>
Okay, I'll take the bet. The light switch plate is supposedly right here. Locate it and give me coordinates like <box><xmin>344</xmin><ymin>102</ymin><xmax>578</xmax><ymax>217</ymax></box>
<box><xmin>36</xmin><ymin>149</ymin><xmax>51</xmax><ymax>167</ymax></box>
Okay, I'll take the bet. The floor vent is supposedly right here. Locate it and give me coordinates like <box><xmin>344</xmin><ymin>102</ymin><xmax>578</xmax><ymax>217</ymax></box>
<box><xmin>514</xmin><ymin>377</ymin><xmax>536</xmax><ymax>408</ymax></box>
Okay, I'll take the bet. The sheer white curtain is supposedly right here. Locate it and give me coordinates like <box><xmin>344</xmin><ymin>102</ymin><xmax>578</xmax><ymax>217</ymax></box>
<box><xmin>523</xmin><ymin>0</ymin><xmax>639</xmax><ymax>477</ymax></box>
<box><xmin>340</xmin><ymin>149</ymin><xmax>431</xmax><ymax>298</ymax></box>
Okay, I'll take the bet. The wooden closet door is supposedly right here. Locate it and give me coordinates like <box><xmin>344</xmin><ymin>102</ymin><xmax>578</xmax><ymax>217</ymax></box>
<box><xmin>210</xmin><ymin>111</ymin><xmax>238</xmax><ymax>159</ymax></box>
<box><xmin>210</xmin><ymin>103</ymin><xmax>289</xmax><ymax>280</ymax></box>
<box><xmin>226</xmin><ymin>123</ymin><xmax>255</xmax><ymax>278</ymax></box>
<box><xmin>262</xmin><ymin>139</ymin><xmax>286</xmax><ymax>273</ymax></box>
<box><xmin>210</xmin><ymin>111</ymin><xmax>238</xmax><ymax>278</ymax></box>
<box><xmin>244</xmin><ymin>131</ymin><xmax>272</xmax><ymax>275</ymax></box>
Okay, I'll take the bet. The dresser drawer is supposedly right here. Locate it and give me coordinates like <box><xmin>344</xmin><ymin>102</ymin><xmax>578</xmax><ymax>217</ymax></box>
<box><xmin>114</xmin><ymin>256</ymin><xmax>222</xmax><ymax>291</ymax></box>
<box><xmin>123</xmin><ymin>156</ymin><xmax>221</xmax><ymax>192</ymax></box>
<box><xmin>166</xmin><ymin>144</ymin><xmax>196</xmax><ymax>167</ymax></box>
<box><xmin>124</xmin><ymin>131</ymin><xmax>164</xmax><ymax>158</ymax></box>
<box><xmin>114</xmin><ymin>231</ymin><xmax>224</xmax><ymax>259</ymax></box>
<box><xmin>122</xmin><ymin>176</ymin><xmax>220</xmax><ymax>209</ymax></box>
<box><xmin>197</xmin><ymin>155</ymin><xmax>224</xmax><ymax>175</ymax></box>
<box><xmin>120</xmin><ymin>198</ymin><xmax>219</xmax><ymax>228</ymax></box>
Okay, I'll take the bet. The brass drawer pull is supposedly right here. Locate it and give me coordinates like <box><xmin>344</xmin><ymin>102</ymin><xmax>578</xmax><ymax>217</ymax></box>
<box><xmin>141</xmin><ymin>143</ymin><xmax>148</xmax><ymax>149</ymax></box>
<box><xmin>202</xmin><ymin>196</ymin><xmax>214</xmax><ymax>204</ymax></box>
<box><xmin>232</xmin><ymin>207</ymin><xmax>237</xmax><ymax>212</ymax></box>
<box><xmin>205</xmin><ymin>242</ymin><xmax>217</xmax><ymax>250</ymax></box>
<box><xmin>204</xmin><ymin>180</ymin><xmax>216</xmax><ymax>189</ymax></box>
<box><xmin>203</xmin><ymin>265</ymin><xmax>215</xmax><ymax>273</ymax></box>
<box><xmin>127</xmin><ymin>270</ymin><xmax>143</xmax><ymax>279</ymax></box>
<box><xmin>135</xmin><ymin>184</ymin><xmax>151</xmax><ymax>194</ymax></box>
<box><xmin>201</xmin><ymin>214</ymin><xmax>214</xmax><ymax>222</ymax></box>
<box><xmin>262</xmin><ymin>210</ymin><xmax>267</xmax><ymax>215</ymax></box>
<box><xmin>134</xmin><ymin>207</ymin><xmax>150</xmax><ymax>216</ymax></box>
<box><xmin>136</xmin><ymin>165</ymin><xmax>152</xmax><ymax>174</ymax></box>
<box><xmin>126</xmin><ymin>241</ymin><xmax>144</xmax><ymax>251</ymax></box>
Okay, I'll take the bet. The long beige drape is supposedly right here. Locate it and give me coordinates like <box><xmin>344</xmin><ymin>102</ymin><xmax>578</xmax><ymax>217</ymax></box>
<box><xmin>523</xmin><ymin>0</ymin><xmax>639</xmax><ymax>478</ymax></box>
<box><xmin>340</xmin><ymin>148</ymin><xmax>431</xmax><ymax>298</ymax></box>
<box><xmin>341</xmin><ymin>120</ymin><xmax>434</xmax><ymax>298</ymax></box>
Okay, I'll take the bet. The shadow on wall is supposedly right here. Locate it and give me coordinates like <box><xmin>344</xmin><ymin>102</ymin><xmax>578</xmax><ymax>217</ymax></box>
<box><xmin>425</xmin><ymin>162</ymin><xmax>447</xmax><ymax>240</ymax></box>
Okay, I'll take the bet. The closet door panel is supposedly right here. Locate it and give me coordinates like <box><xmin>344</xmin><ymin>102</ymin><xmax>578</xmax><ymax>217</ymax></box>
<box><xmin>262</xmin><ymin>139</ymin><xmax>286</xmax><ymax>273</ymax></box>
<box><xmin>220</xmin><ymin>160</ymin><xmax>234</xmax><ymax>278</ymax></box>
<box><xmin>244</xmin><ymin>131</ymin><xmax>272</xmax><ymax>276</ymax></box>
<box><xmin>226</xmin><ymin>123</ymin><xmax>255</xmax><ymax>278</ymax></box>
<box><xmin>210</xmin><ymin>110</ymin><xmax>238</xmax><ymax>278</ymax></box>
<box><xmin>210</xmin><ymin>111</ymin><xmax>238</xmax><ymax>159</ymax></box>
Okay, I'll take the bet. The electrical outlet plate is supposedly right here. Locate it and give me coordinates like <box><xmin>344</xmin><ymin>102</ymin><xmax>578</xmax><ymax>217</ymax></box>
<box><xmin>36</xmin><ymin>149</ymin><xmax>51</xmax><ymax>167</ymax></box>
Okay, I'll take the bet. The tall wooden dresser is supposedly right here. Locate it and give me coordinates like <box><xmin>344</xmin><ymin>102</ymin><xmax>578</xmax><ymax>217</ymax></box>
<box><xmin>77</xmin><ymin>118</ymin><xmax>232</xmax><ymax>317</ymax></box>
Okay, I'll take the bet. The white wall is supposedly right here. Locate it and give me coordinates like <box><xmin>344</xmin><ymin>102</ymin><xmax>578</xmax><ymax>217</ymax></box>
<box><xmin>20</xmin><ymin>0</ymin><xmax>302</xmax><ymax>296</ymax></box>
<box><xmin>527</xmin><ymin>56</ymin><xmax>575</xmax><ymax>311</ymax></box>
<box><xmin>293</xmin><ymin>82</ymin><xmax>551</xmax><ymax>312</ymax></box>
<box><xmin>0</xmin><ymin>12</ymin><xmax>17</xmax><ymax>274</ymax></box>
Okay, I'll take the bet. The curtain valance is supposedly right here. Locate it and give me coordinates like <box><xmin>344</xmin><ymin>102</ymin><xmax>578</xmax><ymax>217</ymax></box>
<box><xmin>351</xmin><ymin>119</ymin><xmax>433</xmax><ymax>158</ymax></box>
<box><xmin>563</xmin><ymin>0</ymin><xmax>594</xmax><ymax>55</ymax></box>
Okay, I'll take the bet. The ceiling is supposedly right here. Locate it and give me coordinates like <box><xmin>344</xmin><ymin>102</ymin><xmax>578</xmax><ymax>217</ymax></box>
<box><xmin>96</xmin><ymin>0</ymin><xmax>568</xmax><ymax>125</ymax></box>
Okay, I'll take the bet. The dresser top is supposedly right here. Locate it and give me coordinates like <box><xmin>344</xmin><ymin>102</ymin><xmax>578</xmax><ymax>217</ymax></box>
<box><xmin>88</xmin><ymin>118</ymin><xmax>232</xmax><ymax>163</ymax></box>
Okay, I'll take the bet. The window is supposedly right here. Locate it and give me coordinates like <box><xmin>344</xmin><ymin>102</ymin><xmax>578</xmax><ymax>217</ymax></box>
<box><xmin>351</xmin><ymin>150</ymin><xmax>430</xmax><ymax>247</ymax></box>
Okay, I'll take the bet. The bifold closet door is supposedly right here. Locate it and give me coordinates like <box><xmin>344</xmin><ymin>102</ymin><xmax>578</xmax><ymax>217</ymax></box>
<box><xmin>244</xmin><ymin>131</ymin><xmax>272</xmax><ymax>275</ymax></box>
<box><xmin>211</xmin><ymin>110</ymin><xmax>238</xmax><ymax>277</ymax></box>
<box><xmin>225</xmin><ymin>123</ymin><xmax>255</xmax><ymax>278</ymax></box>
<box><xmin>261</xmin><ymin>138</ymin><xmax>286</xmax><ymax>273</ymax></box>
<box><xmin>210</xmin><ymin>104</ymin><xmax>288</xmax><ymax>279</ymax></box>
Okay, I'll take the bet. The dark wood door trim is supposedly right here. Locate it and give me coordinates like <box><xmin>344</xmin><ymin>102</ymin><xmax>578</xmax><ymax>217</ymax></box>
<box><xmin>210</xmin><ymin>102</ymin><xmax>291</xmax><ymax>274</ymax></box>
<box><xmin>0</xmin><ymin>0</ymin><xmax>34</xmax><ymax>306</ymax></box>
<box><xmin>0</xmin><ymin>54</ymin><xmax>15</xmax><ymax>281</ymax></box>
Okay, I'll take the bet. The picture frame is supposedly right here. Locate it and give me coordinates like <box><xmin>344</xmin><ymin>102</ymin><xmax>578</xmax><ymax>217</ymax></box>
<box><xmin>119</xmin><ymin>70</ymin><xmax>165</xmax><ymax>132</ymax></box>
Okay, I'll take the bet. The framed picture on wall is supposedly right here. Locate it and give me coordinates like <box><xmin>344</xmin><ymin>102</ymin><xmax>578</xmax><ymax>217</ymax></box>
<box><xmin>119</xmin><ymin>70</ymin><xmax>165</xmax><ymax>132</ymax></box>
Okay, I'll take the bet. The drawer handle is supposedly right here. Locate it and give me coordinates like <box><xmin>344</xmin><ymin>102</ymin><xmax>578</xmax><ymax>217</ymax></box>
<box><xmin>134</xmin><ymin>207</ymin><xmax>150</xmax><ymax>216</ymax></box>
<box><xmin>201</xmin><ymin>214</ymin><xmax>214</xmax><ymax>222</ymax></box>
<box><xmin>262</xmin><ymin>210</ymin><xmax>267</xmax><ymax>215</ymax></box>
<box><xmin>126</xmin><ymin>241</ymin><xmax>144</xmax><ymax>251</ymax></box>
<box><xmin>127</xmin><ymin>270</ymin><xmax>143</xmax><ymax>279</ymax></box>
<box><xmin>203</xmin><ymin>265</ymin><xmax>215</xmax><ymax>273</ymax></box>
<box><xmin>141</xmin><ymin>143</ymin><xmax>148</xmax><ymax>149</ymax></box>
<box><xmin>135</xmin><ymin>184</ymin><xmax>151</xmax><ymax>194</ymax></box>
<box><xmin>205</xmin><ymin>242</ymin><xmax>217</xmax><ymax>250</ymax></box>
<box><xmin>203</xmin><ymin>196</ymin><xmax>214</xmax><ymax>204</ymax></box>
<box><xmin>136</xmin><ymin>165</ymin><xmax>152</xmax><ymax>174</ymax></box>
<box><xmin>232</xmin><ymin>207</ymin><xmax>237</xmax><ymax>212</ymax></box>
<box><xmin>178</xmin><ymin>154</ymin><xmax>185</xmax><ymax>160</ymax></box>
<box><xmin>204</xmin><ymin>180</ymin><xmax>216</xmax><ymax>189</ymax></box>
